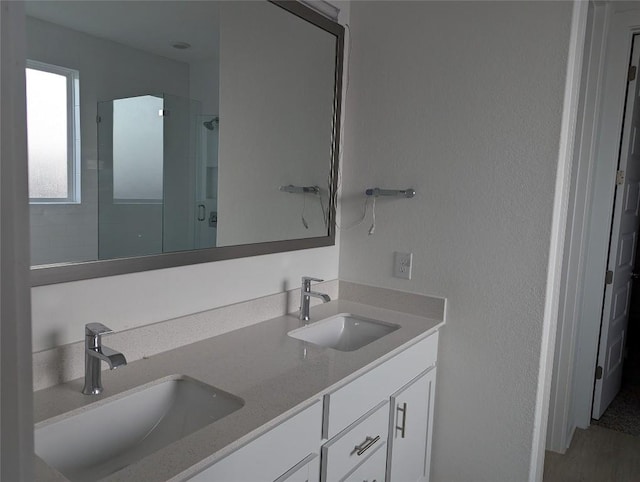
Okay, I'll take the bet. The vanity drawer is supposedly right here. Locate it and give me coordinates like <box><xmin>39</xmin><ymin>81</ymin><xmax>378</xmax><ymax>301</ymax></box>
<box><xmin>188</xmin><ymin>400</ymin><xmax>321</xmax><ymax>482</ymax></box>
<box><xmin>342</xmin><ymin>441</ymin><xmax>387</xmax><ymax>482</ymax></box>
<box><xmin>321</xmin><ymin>401</ymin><xmax>389</xmax><ymax>482</ymax></box>
<box><xmin>275</xmin><ymin>453</ymin><xmax>320</xmax><ymax>482</ymax></box>
<box><xmin>323</xmin><ymin>332</ymin><xmax>438</xmax><ymax>439</ymax></box>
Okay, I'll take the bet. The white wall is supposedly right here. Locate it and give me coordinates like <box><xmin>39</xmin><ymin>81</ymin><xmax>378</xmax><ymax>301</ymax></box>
<box><xmin>340</xmin><ymin>2</ymin><xmax>573</xmax><ymax>481</ymax></box>
<box><xmin>190</xmin><ymin>58</ymin><xmax>219</xmax><ymax>115</ymax></box>
<box><xmin>1</xmin><ymin>2</ymin><xmax>34</xmax><ymax>479</ymax></box>
<box><xmin>26</xmin><ymin>17</ymin><xmax>190</xmax><ymax>265</ymax></box>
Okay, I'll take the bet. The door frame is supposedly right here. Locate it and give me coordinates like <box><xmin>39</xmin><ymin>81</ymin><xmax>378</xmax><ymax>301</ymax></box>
<box><xmin>530</xmin><ymin>1</ymin><xmax>590</xmax><ymax>478</ymax></box>
<box><xmin>546</xmin><ymin>1</ymin><xmax>609</xmax><ymax>453</ymax></box>
<box><xmin>547</xmin><ymin>2</ymin><xmax>640</xmax><ymax>454</ymax></box>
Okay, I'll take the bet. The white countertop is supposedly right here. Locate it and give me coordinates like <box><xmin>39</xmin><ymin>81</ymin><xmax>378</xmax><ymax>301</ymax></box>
<box><xmin>34</xmin><ymin>300</ymin><xmax>444</xmax><ymax>481</ymax></box>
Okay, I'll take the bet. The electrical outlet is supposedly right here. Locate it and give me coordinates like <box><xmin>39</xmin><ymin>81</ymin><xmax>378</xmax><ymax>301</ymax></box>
<box><xmin>394</xmin><ymin>252</ymin><xmax>413</xmax><ymax>280</ymax></box>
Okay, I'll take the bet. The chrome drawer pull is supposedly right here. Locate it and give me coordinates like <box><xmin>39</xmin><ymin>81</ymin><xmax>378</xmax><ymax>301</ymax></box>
<box><xmin>354</xmin><ymin>435</ymin><xmax>380</xmax><ymax>456</ymax></box>
<box><xmin>395</xmin><ymin>402</ymin><xmax>407</xmax><ymax>438</ymax></box>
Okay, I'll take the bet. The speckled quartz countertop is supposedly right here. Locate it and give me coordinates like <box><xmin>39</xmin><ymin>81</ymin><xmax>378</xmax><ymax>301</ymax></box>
<box><xmin>34</xmin><ymin>300</ymin><xmax>444</xmax><ymax>481</ymax></box>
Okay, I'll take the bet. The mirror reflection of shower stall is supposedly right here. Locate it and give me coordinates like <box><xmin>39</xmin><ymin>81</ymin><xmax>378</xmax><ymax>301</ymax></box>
<box><xmin>97</xmin><ymin>94</ymin><xmax>218</xmax><ymax>260</ymax></box>
<box><xmin>196</xmin><ymin>114</ymin><xmax>219</xmax><ymax>249</ymax></box>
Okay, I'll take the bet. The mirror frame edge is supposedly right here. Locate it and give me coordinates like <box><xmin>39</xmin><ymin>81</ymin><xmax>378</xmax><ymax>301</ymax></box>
<box><xmin>30</xmin><ymin>0</ymin><xmax>345</xmax><ymax>287</ymax></box>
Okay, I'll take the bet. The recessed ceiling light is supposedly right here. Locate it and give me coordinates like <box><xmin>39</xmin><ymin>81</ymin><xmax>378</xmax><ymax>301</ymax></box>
<box><xmin>172</xmin><ymin>42</ymin><xmax>191</xmax><ymax>50</ymax></box>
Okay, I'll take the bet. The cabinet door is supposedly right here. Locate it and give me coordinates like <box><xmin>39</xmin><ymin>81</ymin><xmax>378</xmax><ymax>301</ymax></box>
<box><xmin>386</xmin><ymin>368</ymin><xmax>436</xmax><ymax>482</ymax></box>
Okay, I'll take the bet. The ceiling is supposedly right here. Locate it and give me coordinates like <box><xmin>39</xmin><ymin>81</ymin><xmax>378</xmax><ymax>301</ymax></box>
<box><xmin>25</xmin><ymin>1</ymin><xmax>221</xmax><ymax>63</ymax></box>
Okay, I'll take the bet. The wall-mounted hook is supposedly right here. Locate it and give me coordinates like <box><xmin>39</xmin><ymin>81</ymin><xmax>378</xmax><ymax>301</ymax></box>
<box><xmin>280</xmin><ymin>185</ymin><xmax>320</xmax><ymax>194</ymax></box>
<box><xmin>365</xmin><ymin>188</ymin><xmax>416</xmax><ymax>198</ymax></box>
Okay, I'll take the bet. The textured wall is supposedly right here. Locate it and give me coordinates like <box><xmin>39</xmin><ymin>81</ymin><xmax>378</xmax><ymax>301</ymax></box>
<box><xmin>340</xmin><ymin>2</ymin><xmax>572</xmax><ymax>480</ymax></box>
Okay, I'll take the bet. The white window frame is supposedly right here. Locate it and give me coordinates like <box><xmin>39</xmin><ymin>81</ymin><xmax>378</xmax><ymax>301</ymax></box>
<box><xmin>26</xmin><ymin>59</ymin><xmax>81</xmax><ymax>204</ymax></box>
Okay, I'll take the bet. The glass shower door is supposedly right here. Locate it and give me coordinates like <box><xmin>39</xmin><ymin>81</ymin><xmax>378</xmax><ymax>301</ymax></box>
<box><xmin>97</xmin><ymin>95</ymin><xmax>164</xmax><ymax>259</ymax></box>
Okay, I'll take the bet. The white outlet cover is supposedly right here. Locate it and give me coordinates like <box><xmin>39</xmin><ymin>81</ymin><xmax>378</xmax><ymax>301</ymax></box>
<box><xmin>394</xmin><ymin>252</ymin><xmax>412</xmax><ymax>280</ymax></box>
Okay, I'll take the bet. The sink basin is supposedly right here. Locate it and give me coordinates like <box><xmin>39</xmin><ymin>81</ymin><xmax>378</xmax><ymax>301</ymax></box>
<box><xmin>288</xmin><ymin>313</ymin><xmax>399</xmax><ymax>351</ymax></box>
<box><xmin>35</xmin><ymin>376</ymin><xmax>243</xmax><ymax>481</ymax></box>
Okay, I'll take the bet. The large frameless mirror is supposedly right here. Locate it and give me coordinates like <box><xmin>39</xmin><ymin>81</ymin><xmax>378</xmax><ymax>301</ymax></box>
<box><xmin>26</xmin><ymin>0</ymin><xmax>343</xmax><ymax>286</ymax></box>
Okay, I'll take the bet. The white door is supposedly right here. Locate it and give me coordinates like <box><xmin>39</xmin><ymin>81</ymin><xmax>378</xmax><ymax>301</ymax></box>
<box><xmin>386</xmin><ymin>368</ymin><xmax>436</xmax><ymax>482</ymax></box>
<box><xmin>593</xmin><ymin>34</ymin><xmax>640</xmax><ymax>419</ymax></box>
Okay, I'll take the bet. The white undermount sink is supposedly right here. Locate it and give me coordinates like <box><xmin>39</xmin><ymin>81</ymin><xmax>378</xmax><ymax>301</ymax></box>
<box><xmin>288</xmin><ymin>313</ymin><xmax>400</xmax><ymax>351</ymax></box>
<box><xmin>35</xmin><ymin>376</ymin><xmax>244</xmax><ymax>482</ymax></box>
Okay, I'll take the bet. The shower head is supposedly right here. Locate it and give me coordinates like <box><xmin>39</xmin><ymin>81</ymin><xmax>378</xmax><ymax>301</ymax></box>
<box><xmin>203</xmin><ymin>117</ymin><xmax>219</xmax><ymax>131</ymax></box>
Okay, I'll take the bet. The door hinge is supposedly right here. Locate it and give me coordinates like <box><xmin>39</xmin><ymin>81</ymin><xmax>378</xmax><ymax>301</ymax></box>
<box><xmin>605</xmin><ymin>270</ymin><xmax>614</xmax><ymax>285</ymax></box>
<box><xmin>629</xmin><ymin>65</ymin><xmax>637</xmax><ymax>82</ymax></box>
<box><xmin>616</xmin><ymin>170</ymin><xmax>625</xmax><ymax>186</ymax></box>
<box><xmin>158</xmin><ymin>109</ymin><xmax>169</xmax><ymax>117</ymax></box>
<box><xmin>595</xmin><ymin>365</ymin><xmax>603</xmax><ymax>380</ymax></box>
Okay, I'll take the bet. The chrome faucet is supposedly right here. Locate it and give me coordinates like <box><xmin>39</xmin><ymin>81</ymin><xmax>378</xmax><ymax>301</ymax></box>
<box><xmin>299</xmin><ymin>276</ymin><xmax>331</xmax><ymax>322</ymax></box>
<box><xmin>82</xmin><ymin>323</ymin><xmax>127</xmax><ymax>395</ymax></box>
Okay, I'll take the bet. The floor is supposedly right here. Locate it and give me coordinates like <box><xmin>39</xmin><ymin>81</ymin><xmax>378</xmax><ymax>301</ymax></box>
<box><xmin>592</xmin><ymin>380</ymin><xmax>640</xmax><ymax>437</ymax></box>
<box><xmin>544</xmin><ymin>319</ymin><xmax>640</xmax><ymax>482</ymax></box>
<box><xmin>547</xmin><ymin>242</ymin><xmax>640</xmax><ymax>481</ymax></box>
<box><xmin>592</xmin><ymin>337</ymin><xmax>640</xmax><ymax>436</ymax></box>
<box><xmin>543</xmin><ymin>425</ymin><xmax>640</xmax><ymax>482</ymax></box>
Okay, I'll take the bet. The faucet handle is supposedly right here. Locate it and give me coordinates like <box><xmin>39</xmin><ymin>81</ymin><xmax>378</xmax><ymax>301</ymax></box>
<box><xmin>302</xmin><ymin>276</ymin><xmax>323</xmax><ymax>284</ymax></box>
<box><xmin>85</xmin><ymin>323</ymin><xmax>113</xmax><ymax>337</ymax></box>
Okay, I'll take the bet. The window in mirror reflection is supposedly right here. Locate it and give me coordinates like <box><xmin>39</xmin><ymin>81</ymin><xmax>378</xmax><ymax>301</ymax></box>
<box><xmin>26</xmin><ymin>60</ymin><xmax>80</xmax><ymax>203</ymax></box>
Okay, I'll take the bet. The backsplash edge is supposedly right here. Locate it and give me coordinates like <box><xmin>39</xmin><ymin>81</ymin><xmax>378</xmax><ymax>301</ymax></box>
<box><xmin>33</xmin><ymin>280</ymin><xmax>339</xmax><ymax>391</ymax></box>
<box><xmin>338</xmin><ymin>280</ymin><xmax>445</xmax><ymax>321</ymax></box>
<box><xmin>33</xmin><ymin>280</ymin><xmax>445</xmax><ymax>391</ymax></box>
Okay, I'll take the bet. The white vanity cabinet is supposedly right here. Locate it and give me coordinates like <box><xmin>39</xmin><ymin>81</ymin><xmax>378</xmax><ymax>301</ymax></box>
<box><xmin>186</xmin><ymin>331</ymin><xmax>439</xmax><ymax>482</ymax></box>
<box><xmin>187</xmin><ymin>401</ymin><xmax>322</xmax><ymax>482</ymax></box>
<box><xmin>320</xmin><ymin>332</ymin><xmax>439</xmax><ymax>482</ymax></box>
<box><xmin>386</xmin><ymin>368</ymin><xmax>437</xmax><ymax>482</ymax></box>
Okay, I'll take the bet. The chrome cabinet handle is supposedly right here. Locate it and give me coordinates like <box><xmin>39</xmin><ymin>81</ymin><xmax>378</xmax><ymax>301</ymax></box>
<box><xmin>354</xmin><ymin>435</ymin><xmax>380</xmax><ymax>456</ymax></box>
<box><xmin>197</xmin><ymin>204</ymin><xmax>206</xmax><ymax>221</ymax></box>
<box><xmin>395</xmin><ymin>402</ymin><xmax>407</xmax><ymax>438</ymax></box>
